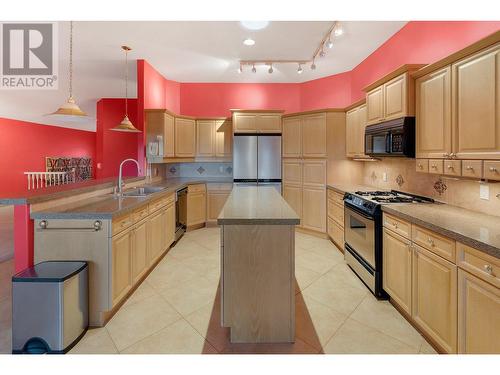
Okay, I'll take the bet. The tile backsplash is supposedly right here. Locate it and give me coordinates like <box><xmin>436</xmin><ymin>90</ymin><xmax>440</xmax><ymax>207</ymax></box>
<box><xmin>362</xmin><ymin>158</ymin><xmax>500</xmax><ymax>217</ymax></box>
<box><xmin>163</xmin><ymin>162</ymin><xmax>233</xmax><ymax>178</ymax></box>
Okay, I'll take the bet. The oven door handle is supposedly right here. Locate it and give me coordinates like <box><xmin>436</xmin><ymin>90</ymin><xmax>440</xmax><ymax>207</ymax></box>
<box><xmin>344</xmin><ymin>202</ymin><xmax>375</xmax><ymax>221</ymax></box>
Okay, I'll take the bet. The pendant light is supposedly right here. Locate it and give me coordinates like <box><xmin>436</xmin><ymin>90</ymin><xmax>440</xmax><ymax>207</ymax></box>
<box><xmin>110</xmin><ymin>46</ymin><xmax>141</xmax><ymax>133</ymax></box>
<box><xmin>50</xmin><ymin>21</ymin><xmax>87</xmax><ymax>120</ymax></box>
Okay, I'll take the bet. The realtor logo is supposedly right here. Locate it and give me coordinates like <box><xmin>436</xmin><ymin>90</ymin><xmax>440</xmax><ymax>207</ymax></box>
<box><xmin>1</xmin><ymin>22</ymin><xmax>58</xmax><ymax>89</ymax></box>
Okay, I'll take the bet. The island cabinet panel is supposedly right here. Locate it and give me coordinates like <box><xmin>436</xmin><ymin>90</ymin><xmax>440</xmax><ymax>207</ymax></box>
<box><xmin>302</xmin><ymin>113</ymin><xmax>327</xmax><ymax>157</ymax></box>
<box><xmin>458</xmin><ymin>269</ymin><xmax>500</xmax><ymax>353</ymax></box>
<box><xmin>383</xmin><ymin>228</ymin><xmax>412</xmax><ymax>315</ymax></box>
<box><xmin>282</xmin><ymin>117</ymin><xmax>302</xmax><ymax>157</ymax></box>
<box><xmin>452</xmin><ymin>43</ymin><xmax>500</xmax><ymax>160</ymax></box>
<box><xmin>196</xmin><ymin>120</ymin><xmax>216</xmax><ymax>157</ymax></box>
<box><xmin>283</xmin><ymin>184</ymin><xmax>302</xmax><ymax>221</ymax></box>
<box><xmin>131</xmin><ymin>220</ymin><xmax>148</xmax><ymax>285</ymax></box>
<box><xmin>175</xmin><ymin>117</ymin><xmax>196</xmax><ymax>157</ymax></box>
<box><xmin>416</xmin><ymin>66</ymin><xmax>452</xmax><ymax>159</ymax></box>
<box><xmin>366</xmin><ymin>85</ymin><xmax>385</xmax><ymax>125</ymax></box>
<box><xmin>111</xmin><ymin>230</ymin><xmax>132</xmax><ymax>307</ymax></box>
<box><xmin>412</xmin><ymin>244</ymin><xmax>457</xmax><ymax>353</ymax></box>
<box><xmin>215</xmin><ymin>119</ymin><xmax>232</xmax><ymax>158</ymax></box>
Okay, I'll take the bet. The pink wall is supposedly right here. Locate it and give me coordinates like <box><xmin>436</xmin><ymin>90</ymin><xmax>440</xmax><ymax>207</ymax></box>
<box><xmin>95</xmin><ymin>98</ymin><xmax>141</xmax><ymax>179</ymax></box>
<box><xmin>300</xmin><ymin>71</ymin><xmax>351</xmax><ymax>110</ymax></box>
<box><xmin>0</xmin><ymin>118</ymin><xmax>96</xmax><ymax>196</ymax></box>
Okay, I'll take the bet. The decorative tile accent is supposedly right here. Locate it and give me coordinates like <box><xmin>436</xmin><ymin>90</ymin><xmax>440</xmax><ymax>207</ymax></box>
<box><xmin>226</xmin><ymin>166</ymin><xmax>233</xmax><ymax>174</ymax></box>
<box><xmin>196</xmin><ymin>166</ymin><xmax>205</xmax><ymax>175</ymax></box>
<box><xmin>433</xmin><ymin>178</ymin><xmax>448</xmax><ymax>195</ymax></box>
<box><xmin>395</xmin><ymin>174</ymin><xmax>404</xmax><ymax>187</ymax></box>
<box><xmin>169</xmin><ymin>166</ymin><xmax>177</xmax><ymax>174</ymax></box>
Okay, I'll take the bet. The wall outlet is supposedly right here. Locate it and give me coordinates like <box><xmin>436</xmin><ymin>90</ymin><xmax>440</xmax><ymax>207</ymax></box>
<box><xmin>383</xmin><ymin>172</ymin><xmax>388</xmax><ymax>182</ymax></box>
<box><xmin>480</xmin><ymin>184</ymin><xmax>489</xmax><ymax>200</ymax></box>
<box><xmin>219</xmin><ymin>166</ymin><xmax>224</xmax><ymax>173</ymax></box>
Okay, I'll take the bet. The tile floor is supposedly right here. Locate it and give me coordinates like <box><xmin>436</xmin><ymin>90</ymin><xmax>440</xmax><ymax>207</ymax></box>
<box><xmin>0</xmin><ymin>227</ymin><xmax>437</xmax><ymax>354</ymax></box>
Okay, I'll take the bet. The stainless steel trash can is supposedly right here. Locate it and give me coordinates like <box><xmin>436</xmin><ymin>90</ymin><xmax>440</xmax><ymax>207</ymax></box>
<box><xmin>12</xmin><ymin>261</ymin><xmax>88</xmax><ymax>354</ymax></box>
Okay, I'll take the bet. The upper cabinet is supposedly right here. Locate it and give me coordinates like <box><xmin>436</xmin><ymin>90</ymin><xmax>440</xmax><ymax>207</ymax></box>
<box><xmin>145</xmin><ymin>110</ymin><xmax>175</xmax><ymax>158</ymax></box>
<box><xmin>196</xmin><ymin>118</ymin><xmax>233</xmax><ymax>160</ymax></box>
<box><xmin>196</xmin><ymin>120</ymin><xmax>216</xmax><ymax>158</ymax></box>
<box><xmin>282</xmin><ymin>112</ymin><xmax>327</xmax><ymax>158</ymax></box>
<box><xmin>364</xmin><ymin>65</ymin><xmax>424</xmax><ymax>126</ymax></box>
<box><xmin>215</xmin><ymin>119</ymin><xmax>233</xmax><ymax>158</ymax></box>
<box><xmin>232</xmin><ymin>110</ymin><xmax>282</xmax><ymax>133</ymax></box>
<box><xmin>345</xmin><ymin>103</ymin><xmax>367</xmax><ymax>158</ymax></box>
<box><xmin>175</xmin><ymin>117</ymin><xmax>196</xmax><ymax>158</ymax></box>
<box><xmin>282</xmin><ymin>116</ymin><xmax>302</xmax><ymax>158</ymax></box>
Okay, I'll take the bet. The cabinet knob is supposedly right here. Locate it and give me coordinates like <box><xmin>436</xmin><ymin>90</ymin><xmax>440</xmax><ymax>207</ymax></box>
<box><xmin>427</xmin><ymin>237</ymin><xmax>435</xmax><ymax>246</ymax></box>
<box><xmin>431</xmin><ymin>165</ymin><xmax>437</xmax><ymax>169</ymax></box>
<box><xmin>418</xmin><ymin>164</ymin><xmax>423</xmax><ymax>169</ymax></box>
<box><xmin>443</xmin><ymin>153</ymin><xmax>450</xmax><ymax>158</ymax></box>
<box><xmin>489</xmin><ymin>167</ymin><xmax>498</xmax><ymax>172</ymax></box>
<box><xmin>484</xmin><ymin>264</ymin><xmax>493</xmax><ymax>274</ymax></box>
<box><xmin>450</xmin><ymin>153</ymin><xmax>456</xmax><ymax>158</ymax></box>
<box><xmin>465</xmin><ymin>166</ymin><xmax>473</xmax><ymax>171</ymax></box>
<box><xmin>393</xmin><ymin>222</ymin><xmax>398</xmax><ymax>229</ymax></box>
<box><xmin>447</xmin><ymin>165</ymin><xmax>453</xmax><ymax>170</ymax></box>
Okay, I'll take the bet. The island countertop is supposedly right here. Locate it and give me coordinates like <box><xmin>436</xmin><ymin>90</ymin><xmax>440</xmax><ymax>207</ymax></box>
<box><xmin>217</xmin><ymin>185</ymin><xmax>300</xmax><ymax>225</ymax></box>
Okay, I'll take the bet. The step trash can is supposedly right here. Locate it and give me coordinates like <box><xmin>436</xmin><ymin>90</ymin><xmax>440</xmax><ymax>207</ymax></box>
<box><xmin>12</xmin><ymin>261</ymin><xmax>88</xmax><ymax>354</ymax></box>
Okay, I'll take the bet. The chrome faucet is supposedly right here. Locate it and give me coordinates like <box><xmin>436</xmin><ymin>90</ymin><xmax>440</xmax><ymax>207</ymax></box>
<box><xmin>116</xmin><ymin>158</ymin><xmax>141</xmax><ymax>196</ymax></box>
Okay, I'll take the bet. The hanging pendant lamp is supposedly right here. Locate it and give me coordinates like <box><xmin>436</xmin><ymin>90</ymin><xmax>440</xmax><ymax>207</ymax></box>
<box><xmin>110</xmin><ymin>46</ymin><xmax>141</xmax><ymax>133</ymax></box>
<box><xmin>50</xmin><ymin>21</ymin><xmax>88</xmax><ymax>120</ymax></box>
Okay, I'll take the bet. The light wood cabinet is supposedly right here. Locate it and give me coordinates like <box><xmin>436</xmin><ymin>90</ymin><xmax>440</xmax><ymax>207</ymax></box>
<box><xmin>282</xmin><ymin>159</ymin><xmax>302</xmax><ymax>185</ymax></box>
<box><xmin>366</xmin><ymin>85</ymin><xmax>385</xmax><ymax>125</ymax></box>
<box><xmin>145</xmin><ymin>110</ymin><xmax>175</xmax><ymax>158</ymax></box>
<box><xmin>233</xmin><ymin>113</ymin><xmax>257</xmax><ymax>133</ymax></box>
<box><xmin>131</xmin><ymin>220</ymin><xmax>148</xmax><ymax>285</ymax></box>
<box><xmin>207</xmin><ymin>183</ymin><xmax>233</xmax><ymax>222</ymax></box>
<box><xmin>148</xmin><ymin>211</ymin><xmax>164</xmax><ymax>263</ymax></box>
<box><xmin>232</xmin><ymin>111</ymin><xmax>282</xmax><ymax>133</ymax></box>
<box><xmin>282</xmin><ymin>117</ymin><xmax>302</xmax><ymax>158</ymax></box>
<box><xmin>458</xmin><ymin>269</ymin><xmax>500</xmax><ymax>353</ymax></box>
<box><xmin>345</xmin><ymin>103</ymin><xmax>367</xmax><ymax>158</ymax></box>
<box><xmin>187</xmin><ymin>184</ymin><xmax>207</xmax><ymax>227</ymax></box>
<box><xmin>257</xmin><ymin>114</ymin><xmax>282</xmax><ymax>133</ymax></box>
<box><xmin>383</xmin><ymin>228</ymin><xmax>412</xmax><ymax>315</ymax></box>
<box><xmin>111</xmin><ymin>230</ymin><xmax>132</xmax><ymax>307</ymax></box>
<box><xmin>416</xmin><ymin>67</ymin><xmax>452</xmax><ymax>159</ymax></box>
<box><xmin>302</xmin><ymin>186</ymin><xmax>326</xmax><ymax>233</ymax></box>
<box><xmin>196</xmin><ymin>120</ymin><xmax>216</xmax><ymax>157</ymax></box>
<box><xmin>384</xmin><ymin>73</ymin><xmax>408</xmax><ymax>120</ymax></box>
<box><xmin>175</xmin><ymin>117</ymin><xmax>196</xmax><ymax>157</ymax></box>
<box><xmin>412</xmin><ymin>244</ymin><xmax>457</xmax><ymax>353</ymax></box>
<box><xmin>303</xmin><ymin>159</ymin><xmax>326</xmax><ymax>188</ymax></box>
<box><xmin>164</xmin><ymin>202</ymin><xmax>175</xmax><ymax>249</ymax></box>
<box><xmin>327</xmin><ymin>189</ymin><xmax>344</xmax><ymax>249</ymax></box>
<box><xmin>452</xmin><ymin>43</ymin><xmax>500</xmax><ymax>160</ymax></box>
<box><xmin>215</xmin><ymin>119</ymin><xmax>232</xmax><ymax>158</ymax></box>
<box><xmin>302</xmin><ymin>113</ymin><xmax>327</xmax><ymax>157</ymax></box>
<box><xmin>283</xmin><ymin>184</ymin><xmax>302</xmax><ymax>221</ymax></box>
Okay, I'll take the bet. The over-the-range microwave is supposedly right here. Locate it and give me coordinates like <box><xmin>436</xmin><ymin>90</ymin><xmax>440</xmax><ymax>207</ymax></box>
<box><xmin>364</xmin><ymin>117</ymin><xmax>415</xmax><ymax>158</ymax></box>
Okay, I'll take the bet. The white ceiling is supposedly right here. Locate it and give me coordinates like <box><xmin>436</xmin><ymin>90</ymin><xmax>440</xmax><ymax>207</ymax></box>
<box><xmin>0</xmin><ymin>21</ymin><xmax>407</xmax><ymax>131</ymax></box>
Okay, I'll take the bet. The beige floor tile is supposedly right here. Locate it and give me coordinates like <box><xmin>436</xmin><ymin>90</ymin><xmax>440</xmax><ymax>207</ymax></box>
<box><xmin>178</xmin><ymin>252</ymin><xmax>219</xmax><ymax>276</ymax></box>
<box><xmin>295</xmin><ymin>251</ymin><xmax>341</xmax><ymax>275</ymax></box>
<box><xmin>122</xmin><ymin>319</ymin><xmax>217</xmax><ymax>354</ymax></box>
<box><xmin>221</xmin><ymin>337</ymin><xmax>319</xmax><ymax>354</ymax></box>
<box><xmin>323</xmin><ymin>263</ymin><xmax>367</xmax><ymax>291</ymax></box>
<box><xmin>350</xmin><ymin>294</ymin><xmax>424</xmax><ymax>349</ymax></box>
<box><xmin>296</xmin><ymin>294</ymin><xmax>347</xmax><ymax>351</ymax></box>
<box><xmin>106</xmin><ymin>294</ymin><xmax>181</xmax><ymax>351</ymax></box>
<box><xmin>294</xmin><ymin>264</ymin><xmax>322</xmax><ymax>294</ymax></box>
<box><xmin>146</xmin><ymin>258</ymin><xmax>199</xmax><ymax>290</ymax></box>
<box><xmin>307</xmin><ymin>242</ymin><xmax>344</xmax><ymax>262</ymax></box>
<box><xmin>70</xmin><ymin>328</ymin><xmax>118</xmax><ymax>354</ymax></box>
<box><xmin>167</xmin><ymin>240</ymin><xmax>212</xmax><ymax>261</ymax></box>
<box><xmin>323</xmin><ymin>318</ymin><xmax>419</xmax><ymax>354</ymax></box>
<box><xmin>419</xmin><ymin>339</ymin><xmax>439</xmax><ymax>354</ymax></box>
<box><xmin>123</xmin><ymin>281</ymin><xmax>158</xmax><ymax>308</ymax></box>
<box><xmin>303</xmin><ymin>274</ymin><xmax>367</xmax><ymax>316</ymax></box>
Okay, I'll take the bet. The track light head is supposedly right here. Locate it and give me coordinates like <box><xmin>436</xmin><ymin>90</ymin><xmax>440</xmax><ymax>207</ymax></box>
<box><xmin>237</xmin><ymin>65</ymin><xmax>242</xmax><ymax>73</ymax></box>
<box><xmin>268</xmin><ymin>64</ymin><xmax>273</xmax><ymax>74</ymax></box>
<box><xmin>334</xmin><ymin>25</ymin><xmax>344</xmax><ymax>37</ymax></box>
<box><xmin>297</xmin><ymin>64</ymin><xmax>303</xmax><ymax>74</ymax></box>
<box><xmin>319</xmin><ymin>49</ymin><xmax>326</xmax><ymax>58</ymax></box>
<box><xmin>252</xmin><ymin>64</ymin><xmax>257</xmax><ymax>73</ymax></box>
<box><xmin>327</xmin><ymin>39</ymin><xmax>334</xmax><ymax>49</ymax></box>
<box><xmin>311</xmin><ymin>61</ymin><xmax>316</xmax><ymax>70</ymax></box>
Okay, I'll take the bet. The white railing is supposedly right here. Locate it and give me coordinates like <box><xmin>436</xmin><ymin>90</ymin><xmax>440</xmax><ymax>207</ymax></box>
<box><xmin>24</xmin><ymin>171</ymin><xmax>76</xmax><ymax>190</ymax></box>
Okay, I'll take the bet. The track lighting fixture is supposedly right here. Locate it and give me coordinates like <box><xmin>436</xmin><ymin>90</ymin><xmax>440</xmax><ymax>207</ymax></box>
<box><xmin>327</xmin><ymin>38</ymin><xmax>334</xmax><ymax>49</ymax></box>
<box><xmin>238</xmin><ymin>64</ymin><xmax>243</xmax><ymax>73</ymax></box>
<box><xmin>334</xmin><ymin>24</ymin><xmax>344</xmax><ymax>36</ymax></box>
<box><xmin>319</xmin><ymin>49</ymin><xmax>326</xmax><ymax>58</ymax></box>
<box><xmin>311</xmin><ymin>60</ymin><xmax>316</xmax><ymax>70</ymax></box>
<box><xmin>268</xmin><ymin>64</ymin><xmax>273</xmax><ymax>74</ymax></box>
<box><xmin>297</xmin><ymin>64</ymin><xmax>303</xmax><ymax>74</ymax></box>
<box><xmin>252</xmin><ymin>64</ymin><xmax>257</xmax><ymax>73</ymax></box>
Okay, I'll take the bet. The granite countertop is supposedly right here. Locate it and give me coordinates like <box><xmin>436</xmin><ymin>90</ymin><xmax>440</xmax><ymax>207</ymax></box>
<box><xmin>327</xmin><ymin>183</ymin><xmax>380</xmax><ymax>194</ymax></box>
<box><xmin>30</xmin><ymin>177</ymin><xmax>234</xmax><ymax>220</ymax></box>
<box><xmin>217</xmin><ymin>185</ymin><xmax>300</xmax><ymax>225</ymax></box>
<box><xmin>382</xmin><ymin>203</ymin><xmax>500</xmax><ymax>259</ymax></box>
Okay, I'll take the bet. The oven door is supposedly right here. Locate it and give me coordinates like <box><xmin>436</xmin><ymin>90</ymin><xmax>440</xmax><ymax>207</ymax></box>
<box><xmin>344</xmin><ymin>205</ymin><xmax>376</xmax><ymax>268</ymax></box>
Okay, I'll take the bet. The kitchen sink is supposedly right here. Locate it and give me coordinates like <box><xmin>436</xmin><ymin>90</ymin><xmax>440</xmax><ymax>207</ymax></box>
<box><xmin>120</xmin><ymin>186</ymin><xmax>165</xmax><ymax>197</ymax></box>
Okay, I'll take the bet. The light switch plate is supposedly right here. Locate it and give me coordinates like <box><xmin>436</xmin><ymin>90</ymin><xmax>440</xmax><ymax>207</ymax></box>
<box><xmin>383</xmin><ymin>172</ymin><xmax>388</xmax><ymax>182</ymax></box>
<box><xmin>480</xmin><ymin>184</ymin><xmax>489</xmax><ymax>200</ymax></box>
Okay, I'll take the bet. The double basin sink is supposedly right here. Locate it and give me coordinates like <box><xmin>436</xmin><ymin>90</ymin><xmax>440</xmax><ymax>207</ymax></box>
<box><xmin>115</xmin><ymin>185</ymin><xmax>166</xmax><ymax>198</ymax></box>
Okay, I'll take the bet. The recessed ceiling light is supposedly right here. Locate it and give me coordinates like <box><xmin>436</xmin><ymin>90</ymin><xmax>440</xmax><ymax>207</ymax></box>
<box><xmin>240</xmin><ymin>21</ymin><xmax>269</xmax><ymax>30</ymax></box>
<box><xmin>243</xmin><ymin>38</ymin><xmax>255</xmax><ymax>46</ymax></box>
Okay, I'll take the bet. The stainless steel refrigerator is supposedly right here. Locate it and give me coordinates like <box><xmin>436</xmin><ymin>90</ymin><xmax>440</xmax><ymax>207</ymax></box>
<box><xmin>233</xmin><ymin>134</ymin><xmax>281</xmax><ymax>193</ymax></box>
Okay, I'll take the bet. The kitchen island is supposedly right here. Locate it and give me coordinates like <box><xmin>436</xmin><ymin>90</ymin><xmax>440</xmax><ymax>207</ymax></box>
<box><xmin>217</xmin><ymin>185</ymin><xmax>300</xmax><ymax>343</ymax></box>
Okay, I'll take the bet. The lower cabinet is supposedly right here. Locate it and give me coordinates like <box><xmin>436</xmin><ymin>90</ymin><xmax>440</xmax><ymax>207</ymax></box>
<box><xmin>187</xmin><ymin>184</ymin><xmax>207</xmax><ymax>227</ymax></box>
<box><xmin>164</xmin><ymin>202</ymin><xmax>176</xmax><ymax>249</ymax></box>
<box><xmin>111</xmin><ymin>230</ymin><xmax>132</xmax><ymax>307</ymax></box>
<box><xmin>283</xmin><ymin>184</ymin><xmax>302</xmax><ymax>221</ymax></box>
<box><xmin>131</xmin><ymin>219</ymin><xmax>148</xmax><ymax>285</ymax></box>
<box><xmin>302</xmin><ymin>186</ymin><xmax>326</xmax><ymax>233</ymax></box>
<box><xmin>383</xmin><ymin>228</ymin><xmax>412</xmax><ymax>315</ymax></box>
<box><xmin>327</xmin><ymin>217</ymin><xmax>343</xmax><ymax>249</ymax></box>
<box><xmin>458</xmin><ymin>269</ymin><xmax>500</xmax><ymax>353</ymax></box>
<box><xmin>207</xmin><ymin>191</ymin><xmax>231</xmax><ymax>221</ymax></box>
<box><xmin>412</xmin><ymin>244</ymin><xmax>457</xmax><ymax>353</ymax></box>
<box><xmin>148</xmin><ymin>210</ymin><xmax>165</xmax><ymax>264</ymax></box>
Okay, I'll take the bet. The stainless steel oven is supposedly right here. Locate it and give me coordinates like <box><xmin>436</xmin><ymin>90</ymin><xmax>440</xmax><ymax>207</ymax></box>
<box><xmin>344</xmin><ymin>206</ymin><xmax>376</xmax><ymax>268</ymax></box>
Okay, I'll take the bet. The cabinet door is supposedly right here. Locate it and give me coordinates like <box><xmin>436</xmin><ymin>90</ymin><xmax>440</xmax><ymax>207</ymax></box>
<box><xmin>233</xmin><ymin>113</ymin><xmax>257</xmax><ymax>133</ymax></box>
<box><xmin>196</xmin><ymin>120</ymin><xmax>215</xmax><ymax>157</ymax></box>
<box><xmin>356</xmin><ymin>104</ymin><xmax>367</xmax><ymax>156</ymax></box>
<box><xmin>164</xmin><ymin>203</ymin><xmax>175</xmax><ymax>249</ymax></box>
<box><xmin>257</xmin><ymin>114</ymin><xmax>281</xmax><ymax>133</ymax></box>
<box><xmin>283</xmin><ymin>159</ymin><xmax>302</xmax><ymax>185</ymax></box>
<box><xmin>383</xmin><ymin>228</ymin><xmax>412</xmax><ymax>315</ymax></box>
<box><xmin>327</xmin><ymin>216</ymin><xmax>344</xmax><ymax>249</ymax></box>
<box><xmin>215</xmin><ymin>119</ymin><xmax>232</xmax><ymax>158</ymax></box>
<box><xmin>412</xmin><ymin>244</ymin><xmax>457</xmax><ymax>353</ymax></box>
<box><xmin>416</xmin><ymin>66</ymin><xmax>452</xmax><ymax>158</ymax></box>
<box><xmin>384</xmin><ymin>73</ymin><xmax>407</xmax><ymax>121</ymax></box>
<box><xmin>131</xmin><ymin>220</ymin><xmax>148</xmax><ymax>285</ymax></box>
<box><xmin>302</xmin><ymin>159</ymin><xmax>326</xmax><ymax>188</ymax></box>
<box><xmin>282</xmin><ymin>184</ymin><xmax>302</xmax><ymax>224</ymax></box>
<box><xmin>187</xmin><ymin>192</ymin><xmax>207</xmax><ymax>226</ymax></box>
<box><xmin>452</xmin><ymin>43</ymin><xmax>500</xmax><ymax>159</ymax></box>
<box><xmin>302</xmin><ymin>186</ymin><xmax>326</xmax><ymax>233</ymax></box>
<box><xmin>111</xmin><ymin>230</ymin><xmax>132</xmax><ymax>306</ymax></box>
<box><xmin>164</xmin><ymin>113</ymin><xmax>175</xmax><ymax>157</ymax></box>
<box><xmin>175</xmin><ymin>118</ymin><xmax>196</xmax><ymax>157</ymax></box>
<box><xmin>282</xmin><ymin>116</ymin><xmax>302</xmax><ymax>158</ymax></box>
<box><xmin>458</xmin><ymin>269</ymin><xmax>500</xmax><ymax>353</ymax></box>
<box><xmin>207</xmin><ymin>192</ymin><xmax>231</xmax><ymax>221</ymax></box>
<box><xmin>145</xmin><ymin>111</ymin><xmax>175</xmax><ymax>158</ymax></box>
<box><xmin>366</xmin><ymin>86</ymin><xmax>385</xmax><ymax>125</ymax></box>
<box><xmin>148</xmin><ymin>211</ymin><xmax>164</xmax><ymax>264</ymax></box>
<box><xmin>302</xmin><ymin>113</ymin><xmax>327</xmax><ymax>157</ymax></box>
<box><xmin>345</xmin><ymin>108</ymin><xmax>358</xmax><ymax>157</ymax></box>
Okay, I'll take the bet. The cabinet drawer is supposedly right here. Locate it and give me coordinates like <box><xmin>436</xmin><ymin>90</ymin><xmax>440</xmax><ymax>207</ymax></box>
<box><xmin>457</xmin><ymin>243</ymin><xmax>500</xmax><ymax>289</ymax></box>
<box><xmin>416</xmin><ymin>159</ymin><xmax>429</xmax><ymax>173</ymax></box>
<box><xmin>383</xmin><ymin>213</ymin><xmax>411</xmax><ymax>239</ymax></box>
<box><xmin>327</xmin><ymin>199</ymin><xmax>344</xmax><ymax>226</ymax></box>
<box><xmin>207</xmin><ymin>183</ymin><xmax>233</xmax><ymax>192</ymax></box>
<box><xmin>149</xmin><ymin>197</ymin><xmax>167</xmax><ymax>213</ymax></box>
<box><xmin>164</xmin><ymin>192</ymin><xmax>175</xmax><ymax>206</ymax></box>
<box><xmin>444</xmin><ymin>160</ymin><xmax>462</xmax><ymax>177</ymax></box>
<box><xmin>327</xmin><ymin>189</ymin><xmax>344</xmax><ymax>206</ymax></box>
<box><xmin>429</xmin><ymin>159</ymin><xmax>444</xmax><ymax>174</ymax></box>
<box><xmin>412</xmin><ymin>225</ymin><xmax>456</xmax><ymax>262</ymax></box>
<box><xmin>461</xmin><ymin>160</ymin><xmax>483</xmax><ymax>179</ymax></box>
<box><xmin>112</xmin><ymin>214</ymin><xmax>134</xmax><ymax>235</ymax></box>
<box><xmin>132</xmin><ymin>205</ymin><xmax>149</xmax><ymax>222</ymax></box>
<box><xmin>328</xmin><ymin>216</ymin><xmax>344</xmax><ymax>249</ymax></box>
<box><xmin>188</xmin><ymin>183</ymin><xmax>207</xmax><ymax>193</ymax></box>
<box><xmin>483</xmin><ymin>161</ymin><xmax>500</xmax><ymax>181</ymax></box>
